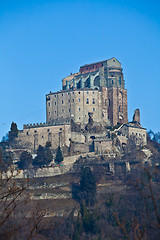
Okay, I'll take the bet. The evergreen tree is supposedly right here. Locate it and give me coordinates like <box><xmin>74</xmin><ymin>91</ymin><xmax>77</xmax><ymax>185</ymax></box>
<box><xmin>55</xmin><ymin>146</ymin><xmax>63</xmax><ymax>164</ymax></box>
<box><xmin>17</xmin><ymin>151</ymin><xmax>32</xmax><ymax>170</ymax></box>
<box><xmin>44</xmin><ymin>142</ymin><xmax>53</xmax><ymax>166</ymax></box>
<box><xmin>80</xmin><ymin>167</ymin><xmax>96</xmax><ymax>206</ymax></box>
<box><xmin>32</xmin><ymin>145</ymin><xmax>45</xmax><ymax>168</ymax></box>
<box><xmin>9</xmin><ymin>122</ymin><xmax>18</xmax><ymax>141</ymax></box>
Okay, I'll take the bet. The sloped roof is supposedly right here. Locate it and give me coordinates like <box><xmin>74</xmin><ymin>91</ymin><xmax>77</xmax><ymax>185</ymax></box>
<box><xmin>80</xmin><ymin>57</ymin><xmax>120</xmax><ymax>68</ymax></box>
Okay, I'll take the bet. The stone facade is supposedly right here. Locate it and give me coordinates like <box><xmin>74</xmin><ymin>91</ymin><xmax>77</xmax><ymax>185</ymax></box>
<box><xmin>15</xmin><ymin>58</ymin><xmax>147</xmax><ymax>155</ymax></box>
<box><xmin>116</xmin><ymin>122</ymin><xmax>147</xmax><ymax>145</ymax></box>
<box><xmin>17</xmin><ymin>123</ymin><xmax>71</xmax><ymax>150</ymax></box>
<box><xmin>46</xmin><ymin>57</ymin><xmax>128</xmax><ymax>126</ymax></box>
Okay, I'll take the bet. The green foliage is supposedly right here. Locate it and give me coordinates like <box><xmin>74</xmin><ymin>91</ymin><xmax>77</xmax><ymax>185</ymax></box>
<box><xmin>1</xmin><ymin>133</ymin><xmax>9</xmax><ymax>143</ymax></box>
<box><xmin>45</xmin><ymin>141</ymin><xmax>51</xmax><ymax>148</ymax></box>
<box><xmin>32</xmin><ymin>144</ymin><xmax>53</xmax><ymax>168</ymax></box>
<box><xmin>44</xmin><ymin>143</ymin><xmax>53</xmax><ymax>165</ymax></box>
<box><xmin>32</xmin><ymin>145</ymin><xmax>46</xmax><ymax>168</ymax></box>
<box><xmin>9</xmin><ymin>122</ymin><xmax>18</xmax><ymax>140</ymax></box>
<box><xmin>55</xmin><ymin>146</ymin><xmax>63</xmax><ymax>164</ymax></box>
<box><xmin>17</xmin><ymin>151</ymin><xmax>32</xmax><ymax>170</ymax></box>
<box><xmin>80</xmin><ymin>202</ymin><xmax>100</xmax><ymax>234</ymax></box>
<box><xmin>79</xmin><ymin>167</ymin><xmax>96</xmax><ymax>206</ymax></box>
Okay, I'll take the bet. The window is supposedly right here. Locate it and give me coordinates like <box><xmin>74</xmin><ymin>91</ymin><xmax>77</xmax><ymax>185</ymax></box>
<box><xmin>34</xmin><ymin>130</ymin><xmax>37</xmax><ymax>133</ymax></box>
<box><xmin>93</xmin><ymin>108</ymin><xmax>95</xmax><ymax>111</ymax></box>
<box><xmin>93</xmin><ymin>91</ymin><xmax>94</xmax><ymax>94</ymax></box>
<box><xmin>48</xmin><ymin>102</ymin><xmax>50</xmax><ymax>106</ymax></box>
<box><xmin>68</xmin><ymin>99</ymin><xmax>70</xmax><ymax>103</ymax></box>
<box><xmin>55</xmin><ymin>95</ymin><xmax>56</xmax><ymax>97</ymax></box>
<box><xmin>108</xmin><ymin>99</ymin><xmax>110</xmax><ymax>106</ymax></box>
<box><xmin>42</xmin><ymin>136</ymin><xmax>44</xmax><ymax>138</ymax></box>
<box><xmin>87</xmin><ymin>91</ymin><xmax>89</xmax><ymax>94</ymax></box>
<box><xmin>47</xmin><ymin>129</ymin><xmax>50</xmax><ymax>132</ymax></box>
<box><xmin>55</xmin><ymin>111</ymin><xmax>56</xmax><ymax>114</ymax></box>
<box><xmin>68</xmin><ymin>92</ymin><xmax>70</xmax><ymax>95</ymax></box>
<box><xmin>79</xmin><ymin>98</ymin><xmax>80</xmax><ymax>102</ymax></box>
<box><xmin>93</xmin><ymin>98</ymin><xmax>95</xmax><ymax>104</ymax></box>
<box><xmin>78</xmin><ymin>91</ymin><xmax>80</xmax><ymax>94</ymax></box>
<box><xmin>26</xmin><ymin>132</ymin><xmax>29</xmax><ymax>136</ymax></box>
<box><xmin>55</xmin><ymin>102</ymin><xmax>56</xmax><ymax>105</ymax></box>
<box><xmin>79</xmin><ymin>117</ymin><xmax>81</xmax><ymax>119</ymax></box>
<box><xmin>62</xmin><ymin>109</ymin><xmax>64</xmax><ymax>113</ymax></box>
<box><xmin>79</xmin><ymin>108</ymin><xmax>81</xmax><ymax>111</ymax></box>
<box><xmin>73</xmin><ymin>92</ymin><xmax>74</xmax><ymax>94</ymax></box>
<box><xmin>62</xmin><ymin>100</ymin><xmax>63</xmax><ymax>104</ymax></box>
<box><xmin>49</xmin><ymin>112</ymin><xmax>50</xmax><ymax>115</ymax></box>
<box><xmin>86</xmin><ymin>98</ymin><xmax>89</xmax><ymax>104</ymax></box>
<box><xmin>62</xmin><ymin>93</ymin><xmax>63</xmax><ymax>96</ymax></box>
<box><xmin>73</xmin><ymin>99</ymin><xmax>74</xmax><ymax>102</ymax></box>
<box><xmin>69</xmin><ymin>109</ymin><xmax>70</xmax><ymax>112</ymax></box>
<box><xmin>60</xmin><ymin>128</ymin><xmax>62</xmax><ymax>130</ymax></box>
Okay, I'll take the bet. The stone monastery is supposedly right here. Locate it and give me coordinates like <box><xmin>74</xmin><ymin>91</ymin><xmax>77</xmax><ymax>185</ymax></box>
<box><xmin>17</xmin><ymin>58</ymin><xmax>147</xmax><ymax>155</ymax></box>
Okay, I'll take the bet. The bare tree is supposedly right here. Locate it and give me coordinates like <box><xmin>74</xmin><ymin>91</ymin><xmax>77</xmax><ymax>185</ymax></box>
<box><xmin>0</xmin><ymin>147</ymin><xmax>45</xmax><ymax>240</ymax></box>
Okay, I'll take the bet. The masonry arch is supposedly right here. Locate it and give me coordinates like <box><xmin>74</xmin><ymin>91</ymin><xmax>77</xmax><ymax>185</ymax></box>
<box><xmin>94</xmin><ymin>76</ymin><xmax>100</xmax><ymax>87</ymax></box>
<box><xmin>85</xmin><ymin>77</ymin><xmax>90</xmax><ymax>88</ymax></box>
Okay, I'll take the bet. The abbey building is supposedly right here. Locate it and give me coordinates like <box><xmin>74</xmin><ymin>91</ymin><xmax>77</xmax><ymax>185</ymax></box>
<box><xmin>16</xmin><ymin>58</ymin><xmax>146</xmax><ymax>153</ymax></box>
<box><xmin>46</xmin><ymin>57</ymin><xmax>128</xmax><ymax>126</ymax></box>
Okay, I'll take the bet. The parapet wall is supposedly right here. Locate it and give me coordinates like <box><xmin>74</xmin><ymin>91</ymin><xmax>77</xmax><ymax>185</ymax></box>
<box><xmin>23</xmin><ymin>120</ymin><xmax>70</xmax><ymax>129</ymax></box>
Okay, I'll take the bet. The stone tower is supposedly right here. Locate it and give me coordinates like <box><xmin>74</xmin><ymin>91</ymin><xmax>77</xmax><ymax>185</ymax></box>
<box><xmin>133</xmin><ymin>109</ymin><xmax>140</xmax><ymax>124</ymax></box>
<box><xmin>46</xmin><ymin>57</ymin><xmax>128</xmax><ymax>126</ymax></box>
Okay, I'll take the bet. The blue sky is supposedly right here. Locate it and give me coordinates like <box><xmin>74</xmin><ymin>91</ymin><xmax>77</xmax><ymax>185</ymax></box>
<box><xmin>0</xmin><ymin>0</ymin><xmax>160</xmax><ymax>140</ymax></box>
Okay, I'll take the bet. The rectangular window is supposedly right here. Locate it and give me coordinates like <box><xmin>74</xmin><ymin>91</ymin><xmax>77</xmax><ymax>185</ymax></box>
<box><xmin>73</xmin><ymin>99</ymin><xmax>74</xmax><ymax>102</ymax></box>
<box><xmin>79</xmin><ymin>108</ymin><xmax>81</xmax><ymax>111</ymax></box>
<box><xmin>86</xmin><ymin>98</ymin><xmax>89</xmax><ymax>104</ymax></box>
<box><xmin>93</xmin><ymin>108</ymin><xmax>95</xmax><ymax>111</ymax></box>
<box><xmin>48</xmin><ymin>102</ymin><xmax>50</xmax><ymax>106</ymax></box>
<box><xmin>55</xmin><ymin>102</ymin><xmax>56</xmax><ymax>105</ymax></box>
<box><xmin>68</xmin><ymin>99</ymin><xmax>70</xmax><ymax>103</ymax></box>
<box><xmin>93</xmin><ymin>98</ymin><xmax>95</xmax><ymax>104</ymax></box>
<box><xmin>62</xmin><ymin>100</ymin><xmax>63</xmax><ymax>104</ymax></box>
<box><xmin>79</xmin><ymin>98</ymin><xmax>80</xmax><ymax>102</ymax></box>
<box><xmin>69</xmin><ymin>109</ymin><xmax>70</xmax><ymax>112</ymax></box>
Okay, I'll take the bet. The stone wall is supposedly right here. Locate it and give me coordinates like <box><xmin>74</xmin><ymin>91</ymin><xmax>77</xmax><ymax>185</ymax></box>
<box><xmin>46</xmin><ymin>87</ymin><xmax>127</xmax><ymax>126</ymax></box>
<box><xmin>17</xmin><ymin>124</ymin><xmax>71</xmax><ymax>150</ymax></box>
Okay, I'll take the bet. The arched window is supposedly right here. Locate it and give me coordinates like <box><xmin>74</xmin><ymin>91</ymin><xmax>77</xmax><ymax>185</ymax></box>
<box><xmin>94</xmin><ymin>76</ymin><xmax>100</xmax><ymax>87</ymax></box>
<box><xmin>85</xmin><ymin>77</ymin><xmax>90</xmax><ymax>88</ymax></box>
